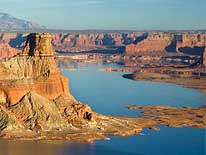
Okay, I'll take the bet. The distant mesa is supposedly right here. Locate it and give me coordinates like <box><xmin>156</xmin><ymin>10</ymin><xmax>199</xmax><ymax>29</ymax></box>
<box><xmin>0</xmin><ymin>30</ymin><xmax>206</xmax><ymax>59</ymax></box>
<box><xmin>0</xmin><ymin>13</ymin><xmax>46</xmax><ymax>31</ymax></box>
<box><xmin>125</xmin><ymin>32</ymin><xmax>206</xmax><ymax>55</ymax></box>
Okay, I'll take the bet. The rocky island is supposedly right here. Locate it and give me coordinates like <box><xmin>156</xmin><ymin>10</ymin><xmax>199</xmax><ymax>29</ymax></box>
<box><xmin>0</xmin><ymin>33</ymin><xmax>205</xmax><ymax>142</ymax></box>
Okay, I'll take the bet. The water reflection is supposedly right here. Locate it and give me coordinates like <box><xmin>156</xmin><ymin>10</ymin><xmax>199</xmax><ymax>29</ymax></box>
<box><xmin>0</xmin><ymin>126</ymin><xmax>205</xmax><ymax>155</ymax></box>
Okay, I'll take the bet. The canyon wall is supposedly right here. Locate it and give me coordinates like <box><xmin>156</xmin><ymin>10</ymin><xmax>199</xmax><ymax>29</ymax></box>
<box><xmin>0</xmin><ymin>32</ymin><xmax>144</xmax><ymax>57</ymax></box>
<box><xmin>0</xmin><ymin>32</ymin><xmax>206</xmax><ymax>59</ymax></box>
<box><xmin>126</xmin><ymin>32</ymin><xmax>206</xmax><ymax>55</ymax></box>
<box><xmin>52</xmin><ymin>32</ymin><xmax>144</xmax><ymax>52</ymax></box>
<box><xmin>0</xmin><ymin>42</ymin><xmax>20</xmax><ymax>59</ymax></box>
<box><xmin>126</xmin><ymin>32</ymin><xmax>173</xmax><ymax>54</ymax></box>
<box><xmin>0</xmin><ymin>33</ymin><xmax>22</xmax><ymax>59</ymax></box>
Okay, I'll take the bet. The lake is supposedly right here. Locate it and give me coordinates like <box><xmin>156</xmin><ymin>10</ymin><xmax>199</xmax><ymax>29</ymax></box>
<box><xmin>0</xmin><ymin>61</ymin><xmax>205</xmax><ymax>155</ymax></box>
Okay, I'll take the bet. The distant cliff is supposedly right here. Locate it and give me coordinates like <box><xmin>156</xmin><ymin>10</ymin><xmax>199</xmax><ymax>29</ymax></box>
<box><xmin>51</xmin><ymin>32</ymin><xmax>146</xmax><ymax>52</ymax></box>
<box><xmin>126</xmin><ymin>32</ymin><xmax>206</xmax><ymax>55</ymax></box>
<box><xmin>0</xmin><ymin>32</ymin><xmax>206</xmax><ymax>59</ymax></box>
<box><xmin>0</xmin><ymin>32</ymin><xmax>144</xmax><ymax>56</ymax></box>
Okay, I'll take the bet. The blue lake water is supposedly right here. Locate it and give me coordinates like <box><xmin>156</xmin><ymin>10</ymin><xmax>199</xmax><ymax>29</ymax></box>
<box><xmin>0</xmin><ymin>61</ymin><xmax>205</xmax><ymax>155</ymax></box>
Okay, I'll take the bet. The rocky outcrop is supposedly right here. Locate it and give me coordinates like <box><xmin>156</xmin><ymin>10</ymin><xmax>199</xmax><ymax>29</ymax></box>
<box><xmin>1</xmin><ymin>32</ymin><xmax>206</xmax><ymax>57</ymax></box>
<box><xmin>51</xmin><ymin>32</ymin><xmax>144</xmax><ymax>52</ymax></box>
<box><xmin>202</xmin><ymin>47</ymin><xmax>206</xmax><ymax>65</ymax></box>
<box><xmin>126</xmin><ymin>33</ymin><xmax>173</xmax><ymax>54</ymax></box>
<box><xmin>0</xmin><ymin>32</ymin><xmax>144</xmax><ymax>57</ymax></box>
<box><xmin>0</xmin><ymin>33</ymin><xmax>69</xmax><ymax>105</ymax></box>
<box><xmin>0</xmin><ymin>43</ymin><xmax>20</xmax><ymax>59</ymax></box>
<box><xmin>177</xmin><ymin>34</ymin><xmax>206</xmax><ymax>48</ymax></box>
<box><xmin>126</xmin><ymin>32</ymin><xmax>206</xmax><ymax>55</ymax></box>
<box><xmin>0</xmin><ymin>33</ymin><xmax>95</xmax><ymax>135</ymax></box>
<box><xmin>0</xmin><ymin>33</ymin><xmax>205</xmax><ymax>142</ymax></box>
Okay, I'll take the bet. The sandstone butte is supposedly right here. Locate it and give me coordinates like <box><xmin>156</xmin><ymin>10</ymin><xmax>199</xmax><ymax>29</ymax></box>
<box><xmin>0</xmin><ymin>33</ymin><xmax>205</xmax><ymax>142</ymax></box>
<box><xmin>125</xmin><ymin>32</ymin><xmax>206</xmax><ymax>54</ymax></box>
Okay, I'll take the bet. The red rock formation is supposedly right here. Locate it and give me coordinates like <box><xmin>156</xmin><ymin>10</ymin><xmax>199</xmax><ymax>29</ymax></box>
<box><xmin>0</xmin><ymin>43</ymin><xmax>20</xmax><ymax>59</ymax></box>
<box><xmin>126</xmin><ymin>33</ymin><xmax>173</xmax><ymax>54</ymax></box>
<box><xmin>0</xmin><ymin>32</ymin><xmax>144</xmax><ymax>55</ymax></box>
<box><xmin>126</xmin><ymin>33</ymin><xmax>206</xmax><ymax>55</ymax></box>
<box><xmin>177</xmin><ymin>34</ymin><xmax>206</xmax><ymax>49</ymax></box>
<box><xmin>51</xmin><ymin>33</ymin><xmax>109</xmax><ymax>52</ymax></box>
<box><xmin>203</xmin><ymin>47</ymin><xmax>206</xmax><ymax>65</ymax></box>
<box><xmin>1</xmin><ymin>32</ymin><xmax>206</xmax><ymax>57</ymax></box>
<box><xmin>0</xmin><ymin>33</ymin><xmax>69</xmax><ymax>105</ymax></box>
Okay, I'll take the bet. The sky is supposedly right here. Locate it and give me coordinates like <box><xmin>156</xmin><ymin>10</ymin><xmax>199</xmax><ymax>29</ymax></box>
<box><xmin>0</xmin><ymin>0</ymin><xmax>205</xmax><ymax>30</ymax></box>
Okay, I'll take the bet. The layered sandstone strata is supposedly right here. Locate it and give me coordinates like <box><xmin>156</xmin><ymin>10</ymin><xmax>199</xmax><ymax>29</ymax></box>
<box><xmin>0</xmin><ymin>33</ymin><xmax>94</xmax><ymax>134</ymax></box>
<box><xmin>0</xmin><ymin>33</ymin><xmax>205</xmax><ymax>142</ymax></box>
<box><xmin>126</xmin><ymin>32</ymin><xmax>206</xmax><ymax>55</ymax></box>
<box><xmin>0</xmin><ymin>32</ymin><xmax>144</xmax><ymax>57</ymax></box>
<box><xmin>177</xmin><ymin>34</ymin><xmax>206</xmax><ymax>48</ymax></box>
<box><xmin>51</xmin><ymin>32</ymin><xmax>144</xmax><ymax>52</ymax></box>
<box><xmin>126</xmin><ymin>33</ymin><xmax>174</xmax><ymax>54</ymax></box>
<box><xmin>0</xmin><ymin>33</ymin><xmax>68</xmax><ymax>105</ymax></box>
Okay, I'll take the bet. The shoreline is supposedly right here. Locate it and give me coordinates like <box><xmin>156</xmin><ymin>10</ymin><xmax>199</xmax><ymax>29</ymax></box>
<box><xmin>101</xmin><ymin>67</ymin><xmax>206</xmax><ymax>90</ymax></box>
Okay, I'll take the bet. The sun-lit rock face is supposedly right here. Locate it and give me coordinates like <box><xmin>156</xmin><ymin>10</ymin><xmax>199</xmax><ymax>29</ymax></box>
<box><xmin>125</xmin><ymin>33</ymin><xmax>206</xmax><ymax>55</ymax></box>
<box><xmin>0</xmin><ymin>89</ymin><xmax>7</xmax><ymax>106</ymax></box>
<box><xmin>22</xmin><ymin>33</ymin><xmax>54</xmax><ymax>56</ymax></box>
<box><xmin>0</xmin><ymin>43</ymin><xmax>20</xmax><ymax>59</ymax></box>
<box><xmin>125</xmin><ymin>33</ymin><xmax>174</xmax><ymax>54</ymax></box>
<box><xmin>203</xmin><ymin>47</ymin><xmax>206</xmax><ymax>65</ymax></box>
<box><xmin>0</xmin><ymin>33</ymin><xmax>69</xmax><ymax>105</ymax></box>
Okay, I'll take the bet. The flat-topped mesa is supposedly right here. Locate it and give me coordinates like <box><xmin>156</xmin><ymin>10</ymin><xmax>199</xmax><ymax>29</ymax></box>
<box><xmin>22</xmin><ymin>33</ymin><xmax>54</xmax><ymax>57</ymax></box>
<box><xmin>125</xmin><ymin>33</ymin><xmax>174</xmax><ymax>54</ymax></box>
<box><xmin>125</xmin><ymin>33</ymin><xmax>206</xmax><ymax>55</ymax></box>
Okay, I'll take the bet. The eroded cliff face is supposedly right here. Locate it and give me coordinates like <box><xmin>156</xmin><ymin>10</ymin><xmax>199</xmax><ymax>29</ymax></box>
<box><xmin>0</xmin><ymin>32</ymin><xmax>144</xmax><ymax>56</ymax></box>
<box><xmin>51</xmin><ymin>32</ymin><xmax>145</xmax><ymax>52</ymax></box>
<box><xmin>126</xmin><ymin>32</ymin><xmax>206</xmax><ymax>55</ymax></box>
<box><xmin>177</xmin><ymin>34</ymin><xmax>206</xmax><ymax>48</ymax></box>
<box><xmin>0</xmin><ymin>43</ymin><xmax>20</xmax><ymax>59</ymax></box>
<box><xmin>0</xmin><ymin>33</ymin><xmax>69</xmax><ymax>105</ymax></box>
<box><xmin>0</xmin><ymin>33</ymin><xmax>205</xmax><ymax>142</ymax></box>
<box><xmin>0</xmin><ymin>33</ymin><xmax>26</xmax><ymax>59</ymax></box>
<box><xmin>0</xmin><ymin>33</ymin><xmax>95</xmax><ymax>137</ymax></box>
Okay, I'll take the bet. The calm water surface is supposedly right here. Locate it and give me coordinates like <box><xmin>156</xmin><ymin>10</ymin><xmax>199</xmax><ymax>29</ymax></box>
<box><xmin>0</xmin><ymin>61</ymin><xmax>205</xmax><ymax>155</ymax></box>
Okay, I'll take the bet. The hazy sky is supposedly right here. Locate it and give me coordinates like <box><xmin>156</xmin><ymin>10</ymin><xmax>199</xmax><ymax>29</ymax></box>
<box><xmin>0</xmin><ymin>0</ymin><xmax>205</xmax><ymax>30</ymax></box>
